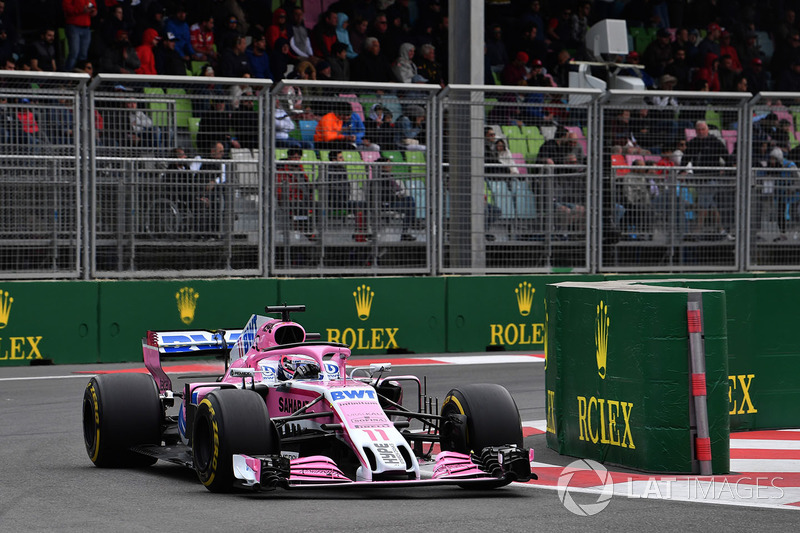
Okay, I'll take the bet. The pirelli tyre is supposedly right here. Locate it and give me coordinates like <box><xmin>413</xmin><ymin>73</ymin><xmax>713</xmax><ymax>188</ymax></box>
<box><xmin>192</xmin><ymin>389</ymin><xmax>279</xmax><ymax>493</ymax></box>
<box><xmin>440</xmin><ymin>383</ymin><xmax>523</xmax><ymax>454</ymax></box>
<box><xmin>82</xmin><ymin>374</ymin><xmax>162</xmax><ymax>468</ymax></box>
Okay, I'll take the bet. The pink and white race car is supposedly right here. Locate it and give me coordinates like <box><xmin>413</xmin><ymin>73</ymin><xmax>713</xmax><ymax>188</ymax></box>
<box><xmin>83</xmin><ymin>305</ymin><xmax>534</xmax><ymax>492</ymax></box>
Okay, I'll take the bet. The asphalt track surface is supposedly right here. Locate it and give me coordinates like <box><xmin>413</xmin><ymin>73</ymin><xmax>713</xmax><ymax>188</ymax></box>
<box><xmin>0</xmin><ymin>354</ymin><xmax>797</xmax><ymax>533</ymax></box>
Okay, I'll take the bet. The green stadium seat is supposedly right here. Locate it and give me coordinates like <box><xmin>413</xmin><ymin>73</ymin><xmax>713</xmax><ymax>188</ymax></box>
<box><xmin>144</xmin><ymin>87</ymin><xmax>170</xmax><ymax>128</ymax></box>
<box><xmin>188</xmin><ymin>116</ymin><xmax>201</xmax><ymax>149</ymax></box>
<box><xmin>166</xmin><ymin>88</ymin><xmax>192</xmax><ymax>129</ymax></box>
<box><xmin>404</xmin><ymin>150</ymin><xmax>426</xmax><ymax>175</ymax></box>
<box><xmin>501</xmin><ymin>125</ymin><xmax>527</xmax><ymax>156</ymax></box>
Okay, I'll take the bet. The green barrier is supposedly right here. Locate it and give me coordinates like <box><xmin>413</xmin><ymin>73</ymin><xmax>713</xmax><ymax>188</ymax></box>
<box><xmin>621</xmin><ymin>278</ymin><xmax>800</xmax><ymax>431</ymax></box>
<box><xmin>545</xmin><ymin>281</ymin><xmax>730</xmax><ymax>474</ymax></box>
<box><xmin>278</xmin><ymin>277</ymin><xmax>446</xmax><ymax>355</ymax></box>
<box><xmin>98</xmin><ymin>279</ymin><xmax>279</xmax><ymax>363</ymax></box>
<box><xmin>446</xmin><ymin>275</ymin><xmax>603</xmax><ymax>353</ymax></box>
<box><xmin>0</xmin><ymin>281</ymin><xmax>97</xmax><ymax>366</ymax></box>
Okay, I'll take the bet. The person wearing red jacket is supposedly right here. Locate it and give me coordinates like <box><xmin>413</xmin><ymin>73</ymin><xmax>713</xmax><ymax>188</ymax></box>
<box><xmin>135</xmin><ymin>27</ymin><xmax>160</xmax><ymax>75</ymax></box>
<box><xmin>314</xmin><ymin>105</ymin><xmax>356</xmax><ymax>150</ymax></box>
<box><xmin>62</xmin><ymin>0</ymin><xmax>97</xmax><ymax>72</ymax></box>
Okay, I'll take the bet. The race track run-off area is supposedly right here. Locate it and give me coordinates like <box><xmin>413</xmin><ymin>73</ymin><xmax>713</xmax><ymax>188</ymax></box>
<box><xmin>77</xmin><ymin>353</ymin><xmax>800</xmax><ymax>512</ymax></box>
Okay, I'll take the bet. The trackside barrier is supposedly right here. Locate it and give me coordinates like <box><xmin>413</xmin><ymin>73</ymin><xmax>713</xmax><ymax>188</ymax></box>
<box><xmin>1</xmin><ymin>274</ymin><xmax>799</xmax><ymax>436</ymax></box>
<box><xmin>624</xmin><ymin>277</ymin><xmax>800</xmax><ymax>431</ymax></box>
<box><xmin>544</xmin><ymin>281</ymin><xmax>730</xmax><ymax>474</ymax></box>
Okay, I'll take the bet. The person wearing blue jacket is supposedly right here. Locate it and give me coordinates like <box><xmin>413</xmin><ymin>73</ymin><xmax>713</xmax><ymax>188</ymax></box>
<box><xmin>344</xmin><ymin>111</ymin><xmax>380</xmax><ymax>151</ymax></box>
<box><xmin>246</xmin><ymin>32</ymin><xmax>274</xmax><ymax>80</ymax></box>
<box><xmin>165</xmin><ymin>5</ymin><xmax>197</xmax><ymax>62</ymax></box>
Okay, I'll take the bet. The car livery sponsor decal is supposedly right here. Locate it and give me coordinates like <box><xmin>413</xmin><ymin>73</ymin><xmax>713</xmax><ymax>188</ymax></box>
<box><xmin>330</xmin><ymin>388</ymin><xmax>392</xmax><ymax>428</ymax></box>
<box><xmin>324</xmin><ymin>362</ymin><xmax>340</xmax><ymax>380</ymax></box>
<box><xmin>258</xmin><ymin>361</ymin><xmax>278</xmax><ymax>382</ymax></box>
<box><xmin>374</xmin><ymin>442</ymin><xmax>403</xmax><ymax>467</ymax></box>
<box><xmin>278</xmin><ymin>396</ymin><xmax>310</xmax><ymax>414</ymax></box>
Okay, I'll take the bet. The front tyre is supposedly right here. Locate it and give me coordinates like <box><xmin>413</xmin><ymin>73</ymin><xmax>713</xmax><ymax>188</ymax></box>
<box><xmin>82</xmin><ymin>374</ymin><xmax>162</xmax><ymax>468</ymax></box>
<box><xmin>440</xmin><ymin>383</ymin><xmax>523</xmax><ymax>454</ymax></box>
<box><xmin>192</xmin><ymin>389</ymin><xmax>278</xmax><ymax>493</ymax></box>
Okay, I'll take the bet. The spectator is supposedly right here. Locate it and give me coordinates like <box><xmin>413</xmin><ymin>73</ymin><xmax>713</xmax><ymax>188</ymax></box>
<box><xmin>695</xmin><ymin>52</ymin><xmax>720</xmax><ymax>91</ymax></box>
<box><xmin>513</xmin><ymin>23</ymin><xmax>547</xmax><ymax>66</ymax></box>
<box><xmin>27</xmin><ymin>27</ymin><xmax>58</xmax><ymax>72</ymax></box>
<box><xmin>343</xmin><ymin>108</ymin><xmax>379</xmax><ymax>151</ymax></box>
<box><xmin>246</xmin><ymin>33</ymin><xmax>273</xmax><ymax>80</ymax></box>
<box><xmin>190</xmin><ymin>14</ymin><xmax>217</xmax><ymax>65</ymax></box>
<box><xmin>62</xmin><ymin>0</ymin><xmax>96</xmax><ymax>72</ymax></box>
<box><xmin>164</xmin><ymin>4</ymin><xmax>197</xmax><ymax>63</ymax></box>
<box><xmin>366</xmin><ymin>104</ymin><xmax>396</xmax><ymax>149</ymax></box>
<box><xmin>696</xmin><ymin>23</ymin><xmax>721</xmax><ymax>66</ymax></box>
<box><xmin>335</xmin><ymin>12</ymin><xmax>357</xmax><ymax>59</ymax></box>
<box><xmin>155</xmin><ymin>32</ymin><xmax>187</xmax><ymax>76</ymax></box>
<box><xmin>270</xmin><ymin>37</ymin><xmax>291</xmax><ymax>80</ymax></box>
<box><xmin>492</xmin><ymin>138</ymin><xmax>520</xmax><ymax>176</ymax></box>
<box><xmin>547</xmin><ymin>7</ymin><xmax>576</xmax><ymax>50</ymax></box>
<box><xmin>195</xmin><ymin>141</ymin><xmax>227</xmax><ymax>238</ymax></box>
<box><xmin>370</xmin><ymin>157</ymin><xmax>417</xmax><ymax>241</ymax></box>
<box><xmin>769</xmin><ymin>147</ymin><xmax>800</xmax><ymax>237</ymax></box>
<box><xmin>672</xmin><ymin>27</ymin><xmax>691</xmax><ymax>55</ymax></box>
<box><xmin>105</xmin><ymin>92</ymin><xmax>162</xmax><ymax>152</ymax></box>
<box><xmin>415</xmin><ymin>43</ymin><xmax>443</xmax><ymax>86</ymax></box>
<box><xmin>683</xmin><ymin>120</ymin><xmax>731</xmax><ymax>235</ymax></box>
<box><xmin>394</xmin><ymin>104</ymin><xmax>426</xmax><ymax>151</ymax></box>
<box><xmin>485</xmin><ymin>23</ymin><xmax>508</xmax><ymax>73</ymax></box>
<box><xmin>100</xmin><ymin>4</ymin><xmax>132</xmax><ymax>47</ymax></box>
<box><xmin>198</xmin><ymin>98</ymin><xmax>239</xmax><ymax>154</ymax></box>
<box><xmin>719</xmin><ymin>30</ymin><xmax>742</xmax><ymax>72</ymax></box>
<box><xmin>502</xmin><ymin>51</ymin><xmax>530</xmax><ymax>86</ymax></box>
<box><xmin>98</xmin><ymin>29</ymin><xmax>140</xmax><ymax>74</ymax></box>
<box><xmin>0</xmin><ymin>23</ymin><xmax>21</xmax><ymax>65</ymax></box>
<box><xmin>392</xmin><ymin>42</ymin><xmax>417</xmax><ymax>83</ymax></box>
<box><xmin>348</xmin><ymin>15</ymin><xmax>369</xmax><ymax>58</ymax></box>
<box><xmin>685</xmin><ymin>28</ymin><xmax>701</xmax><ymax>66</ymax></box>
<box><xmin>737</xmin><ymin>31</ymin><xmax>765</xmax><ymax>70</ymax></box>
<box><xmin>267</xmin><ymin>8</ymin><xmax>289</xmax><ymax>49</ymax></box>
<box><xmin>314</xmin><ymin>104</ymin><xmax>356</xmax><ymax>150</ymax></box>
<box><xmin>718</xmin><ymin>54</ymin><xmax>739</xmax><ymax>91</ymax></box>
<box><xmin>664</xmin><ymin>47</ymin><xmax>691</xmax><ymax>90</ymax></box>
<box><xmin>777</xmin><ymin>58</ymin><xmax>800</xmax><ymax>92</ymax></box>
<box><xmin>325</xmin><ymin>150</ymin><xmax>368</xmax><ymax>237</ymax></box>
<box><xmin>218</xmin><ymin>35</ymin><xmax>251</xmax><ymax>78</ymax></box>
<box><xmin>570</xmin><ymin>1</ymin><xmax>591</xmax><ymax>55</ymax></box>
<box><xmin>135</xmin><ymin>27</ymin><xmax>160</xmax><ymax>75</ymax></box>
<box><xmin>276</xmin><ymin>147</ymin><xmax>314</xmax><ymax>236</ymax></box>
<box><xmin>311</xmin><ymin>9</ymin><xmax>339</xmax><ymax>59</ymax></box>
<box><xmin>771</xmin><ymin>30</ymin><xmax>800</xmax><ymax>80</ymax></box>
<box><xmin>289</xmin><ymin>6</ymin><xmax>314</xmax><ymax>60</ymax></box>
<box><xmin>643</xmin><ymin>28</ymin><xmax>673</xmax><ymax>80</ymax></box>
<box><xmin>351</xmin><ymin>36</ymin><xmax>393</xmax><ymax>83</ymax></box>
<box><xmin>327</xmin><ymin>41</ymin><xmax>350</xmax><ymax>81</ymax></box>
<box><xmin>368</xmin><ymin>11</ymin><xmax>401</xmax><ymax>61</ymax></box>
<box><xmin>550</xmin><ymin>48</ymin><xmax>573</xmax><ymax>88</ymax></box>
<box><xmin>274</xmin><ymin>100</ymin><xmax>311</xmax><ymax>149</ymax></box>
<box><xmin>217</xmin><ymin>14</ymin><xmax>243</xmax><ymax>52</ymax></box>
<box><xmin>744</xmin><ymin>58</ymin><xmax>769</xmax><ymax>94</ymax></box>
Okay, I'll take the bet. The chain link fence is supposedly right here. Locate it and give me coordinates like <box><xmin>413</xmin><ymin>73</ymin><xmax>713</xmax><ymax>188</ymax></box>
<box><xmin>3</xmin><ymin>73</ymin><xmax>800</xmax><ymax>279</ymax></box>
<box><xmin>0</xmin><ymin>72</ymin><xmax>87</xmax><ymax>279</ymax></box>
<box><xmin>599</xmin><ymin>91</ymin><xmax>749</xmax><ymax>272</ymax></box>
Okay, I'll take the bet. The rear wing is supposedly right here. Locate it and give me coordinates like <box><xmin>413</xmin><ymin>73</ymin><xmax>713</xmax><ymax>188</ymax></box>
<box><xmin>143</xmin><ymin>327</ymin><xmax>243</xmax><ymax>393</ymax></box>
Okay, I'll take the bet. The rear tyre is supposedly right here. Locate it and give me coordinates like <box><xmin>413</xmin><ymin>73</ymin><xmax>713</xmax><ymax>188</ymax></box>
<box><xmin>192</xmin><ymin>389</ymin><xmax>278</xmax><ymax>493</ymax></box>
<box><xmin>440</xmin><ymin>383</ymin><xmax>523</xmax><ymax>454</ymax></box>
<box><xmin>82</xmin><ymin>374</ymin><xmax>162</xmax><ymax>468</ymax></box>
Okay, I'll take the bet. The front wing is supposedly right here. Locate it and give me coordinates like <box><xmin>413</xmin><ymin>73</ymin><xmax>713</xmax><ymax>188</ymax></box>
<box><xmin>233</xmin><ymin>446</ymin><xmax>536</xmax><ymax>491</ymax></box>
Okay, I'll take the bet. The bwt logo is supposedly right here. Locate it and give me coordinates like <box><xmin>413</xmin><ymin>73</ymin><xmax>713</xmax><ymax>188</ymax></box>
<box><xmin>331</xmin><ymin>390</ymin><xmax>376</xmax><ymax>401</ymax></box>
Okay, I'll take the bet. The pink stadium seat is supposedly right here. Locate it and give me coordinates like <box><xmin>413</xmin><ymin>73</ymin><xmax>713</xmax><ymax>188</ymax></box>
<box><xmin>511</xmin><ymin>153</ymin><xmax>527</xmax><ymax>174</ymax></box>
<box><xmin>625</xmin><ymin>154</ymin><xmax>644</xmax><ymax>166</ymax></box>
<box><xmin>339</xmin><ymin>94</ymin><xmax>365</xmax><ymax>121</ymax></box>
<box><xmin>685</xmin><ymin>128</ymin><xmax>697</xmax><ymax>141</ymax></box>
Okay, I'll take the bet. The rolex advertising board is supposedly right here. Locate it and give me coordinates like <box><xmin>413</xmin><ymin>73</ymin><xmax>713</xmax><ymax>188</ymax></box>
<box><xmin>0</xmin><ymin>282</ymin><xmax>97</xmax><ymax>366</ymax></box>
<box><xmin>98</xmin><ymin>279</ymin><xmax>279</xmax><ymax>363</ymax></box>
<box><xmin>545</xmin><ymin>281</ymin><xmax>729</xmax><ymax>474</ymax></box>
<box><xmin>277</xmin><ymin>278</ymin><xmax>446</xmax><ymax>354</ymax></box>
<box><xmin>446</xmin><ymin>275</ymin><xmax>603</xmax><ymax>353</ymax></box>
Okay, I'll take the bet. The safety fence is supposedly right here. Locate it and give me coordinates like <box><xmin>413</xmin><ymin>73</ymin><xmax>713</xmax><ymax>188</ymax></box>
<box><xmin>2</xmin><ymin>71</ymin><xmax>800</xmax><ymax>278</ymax></box>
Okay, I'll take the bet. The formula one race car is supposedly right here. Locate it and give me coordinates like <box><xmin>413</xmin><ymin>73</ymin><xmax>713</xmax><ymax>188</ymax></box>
<box><xmin>82</xmin><ymin>305</ymin><xmax>534</xmax><ymax>492</ymax></box>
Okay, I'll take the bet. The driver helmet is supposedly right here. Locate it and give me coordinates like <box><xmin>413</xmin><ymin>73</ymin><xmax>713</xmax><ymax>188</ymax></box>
<box><xmin>277</xmin><ymin>354</ymin><xmax>320</xmax><ymax>381</ymax></box>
